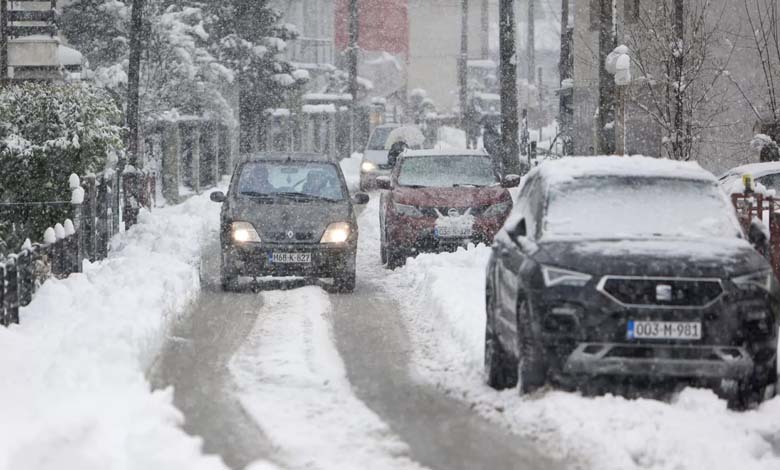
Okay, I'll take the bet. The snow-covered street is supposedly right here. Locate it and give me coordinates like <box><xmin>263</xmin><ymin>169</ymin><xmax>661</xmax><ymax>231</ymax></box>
<box><xmin>3</xmin><ymin>154</ymin><xmax>780</xmax><ymax>470</ymax></box>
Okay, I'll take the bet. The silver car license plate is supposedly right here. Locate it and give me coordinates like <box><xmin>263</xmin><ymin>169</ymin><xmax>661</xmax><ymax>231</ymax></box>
<box><xmin>270</xmin><ymin>252</ymin><xmax>312</xmax><ymax>264</ymax></box>
<box><xmin>627</xmin><ymin>320</ymin><xmax>702</xmax><ymax>340</ymax></box>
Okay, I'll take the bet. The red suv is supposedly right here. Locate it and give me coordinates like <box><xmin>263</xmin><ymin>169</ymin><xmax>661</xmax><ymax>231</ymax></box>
<box><xmin>378</xmin><ymin>150</ymin><xmax>520</xmax><ymax>268</ymax></box>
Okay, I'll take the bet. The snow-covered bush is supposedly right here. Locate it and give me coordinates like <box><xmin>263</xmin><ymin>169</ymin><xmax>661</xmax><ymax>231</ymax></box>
<box><xmin>0</xmin><ymin>83</ymin><xmax>123</xmax><ymax>246</ymax></box>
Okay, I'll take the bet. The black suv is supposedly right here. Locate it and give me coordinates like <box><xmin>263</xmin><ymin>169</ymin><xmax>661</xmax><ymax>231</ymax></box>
<box><xmin>210</xmin><ymin>152</ymin><xmax>369</xmax><ymax>292</ymax></box>
<box><xmin>485</xmin><ymin>156</ymin><xmax>779</xmax><ymax>407</ymax></box>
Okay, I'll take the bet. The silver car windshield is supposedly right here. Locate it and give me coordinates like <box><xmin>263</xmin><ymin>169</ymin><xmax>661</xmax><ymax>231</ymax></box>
<box><xmin>397</xmin><ymin>156</ymin><xmax>499</xmax><ymax>188</ymax></box>
<box><xmin>544</xmin><ymin>177</ymin><xmax>742</xmax><ymax>239</ymax></box>
<box><xmin>237</xmin><ymin>162</ymin><xmax>346</xmax><ymax>201</ymax></box>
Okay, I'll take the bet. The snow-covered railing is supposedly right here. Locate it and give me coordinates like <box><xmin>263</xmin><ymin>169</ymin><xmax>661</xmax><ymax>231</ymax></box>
<box><xmin>0</xmin><ymin>169</ymin><xmax>156</xmax><ymax>326</ymax></box>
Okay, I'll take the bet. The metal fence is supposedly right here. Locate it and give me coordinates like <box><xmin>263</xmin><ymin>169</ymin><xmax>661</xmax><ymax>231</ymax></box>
<box><xmin>0</xmin><ymin>169</ymin><xmax>155</xmax><ymax>326</ymax></box>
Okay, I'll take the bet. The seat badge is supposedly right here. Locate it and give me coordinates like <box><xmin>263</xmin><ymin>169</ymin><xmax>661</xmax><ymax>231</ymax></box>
<box><xmin>656</xmin><ymin>284</ymin><xmax>673</xmax><ymax>302</ymax></box>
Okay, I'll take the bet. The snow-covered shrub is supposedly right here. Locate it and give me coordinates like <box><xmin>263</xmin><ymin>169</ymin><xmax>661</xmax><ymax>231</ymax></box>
<box><xmin>0</xmin><ymin>83</ymin><xmax>123</xmax><ymax>247</ymax></box>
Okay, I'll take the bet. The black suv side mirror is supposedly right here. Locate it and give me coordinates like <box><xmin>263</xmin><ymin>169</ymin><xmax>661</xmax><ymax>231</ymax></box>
<box><xmin>502</xmin><ymin>174</ymin><xmax>521</xmax><ymax>188</ymax></box>
<box><xmin>376</xmin><ymin>176</ymin><xmax>392</xmax><ymax>190</ymax></box>
<box><xmin>352</xmin><ymin>192</ymin><xmax>370</xmax><ymax>205</ymax></box>
<box><xmin>210</xmin><ymin>191</ymin><xmax>226</xmax><ymax>203</ymax></box>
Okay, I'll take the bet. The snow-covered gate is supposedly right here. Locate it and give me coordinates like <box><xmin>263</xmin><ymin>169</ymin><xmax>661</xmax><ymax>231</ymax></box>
<box><xmin>731</xmin><ymin>192</ymin><xmax>780</xmax><ymax>279</ymax></box>
<box><xmin>0</xmin><ymin>170</ymin><xmax>155</xmax><ymax>326</ymax></box>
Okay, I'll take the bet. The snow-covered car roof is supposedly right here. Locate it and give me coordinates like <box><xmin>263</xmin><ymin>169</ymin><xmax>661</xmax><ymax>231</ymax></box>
<box><xmin>534</xmin><ymin>155</ymin><xmax>716</xmax><ymax>185</ymax></box>
<box><xmin>401</xmin><ymin>149</ymin><xmax>489</xmax><ymax>158</ymax></box>
<box><xmin>718</xmin><ymin>161</ymin><xmax>780</xmax><ymax>180</ymax></box>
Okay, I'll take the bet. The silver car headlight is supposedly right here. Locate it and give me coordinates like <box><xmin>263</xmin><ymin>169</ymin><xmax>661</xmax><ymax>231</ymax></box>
<box><xmin>321</xmin><ymin>222</ymin><xmax>352</xmax><ymax>243</ymax></box>
<box><xmin>231</xmin><ymin>221</ymin><xmax>261</xmax><ymax>243</ymax></box>
<box><xmin>732</xmin><ymin>270</ymin><xmax>773</xmax><ymax>292</ymax></box>
<box><xmin>361</xmin><ymin>161</ymin><xmax>377</xmax><ymax>173</ymax></box>
<box><xmin>393</xmin><ymin>202</ymin><xmax>424</xmax><ymax>218</ymax></box>
<box><xmin>482</xmin><ymin>201</ymin><xmax>512</xmax><ymax>218</ymax></box>
<box><xmin>541</xmin><ymin>265</ymin><xmax>592</xmax><ymax>287</ymax></box>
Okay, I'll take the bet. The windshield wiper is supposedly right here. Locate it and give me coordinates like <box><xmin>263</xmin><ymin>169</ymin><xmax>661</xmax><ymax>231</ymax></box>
<box><xmin>452</xmin><ymin>183</ymin><xmax>482</xmax><ymax>188</ymax></box>
<box><xmin>273</xmin><ymin>192</ymin><xmax>340</xmax><ymax>202</ymax></box>
<box><xmin>240</xmin><ymin>191</ymin><xmax>274</xmax><ymax>199</ymax></box>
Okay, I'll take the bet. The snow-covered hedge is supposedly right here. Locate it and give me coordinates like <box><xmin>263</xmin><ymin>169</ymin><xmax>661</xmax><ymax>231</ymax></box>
<box><xmin>0</xmin><ymin>83</ymin><xmax>124</xmax><ymax>244</ymax></box>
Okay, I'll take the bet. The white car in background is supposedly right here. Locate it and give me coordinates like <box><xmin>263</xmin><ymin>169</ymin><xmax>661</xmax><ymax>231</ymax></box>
<box><xmin>359</xmin><ymin>123</ymin><xmax>400</xmax><ymax>191</ymax></box>
<box><xmin>719</xmin><ymin>162</ymin><xmax>780</xmax><ymax>195</ymax></box>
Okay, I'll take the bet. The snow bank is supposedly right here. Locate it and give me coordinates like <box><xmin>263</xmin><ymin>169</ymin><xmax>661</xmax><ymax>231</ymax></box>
<box><xmin>386</xmin><ymin>245</ymin><xmax>780</xmax><ymax>470</ymax></box>
<box><xmin>0</xmin><ymin>192</ymin><xmax>225</xmax><ymax>470</ymax></box>
<box><xmin>230</xmin><ymin>287</ymin><xmax>423</xmax><ymax>470</ymax></box>
<box><xmin>340</xmin><ymin>152</ymin><xmax>362</xmax><ymax>193</ymax></box>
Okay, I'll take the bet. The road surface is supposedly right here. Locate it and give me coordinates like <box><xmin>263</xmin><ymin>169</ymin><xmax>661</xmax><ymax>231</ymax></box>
<box><xmin>152</xmin><ymin>202</ymin><xmax>563</xmax><ymax>470</ymax></box>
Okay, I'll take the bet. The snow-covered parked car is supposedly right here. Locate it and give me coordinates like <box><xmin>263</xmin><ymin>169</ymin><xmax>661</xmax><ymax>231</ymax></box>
<box><xmin>485</xmin><ymin>156</ymin><xmax>779</xmax><ymax>408</ymax></box>
<box><xmin>359</xmin><ymin>123</ymin><xmax>400</xmax><ymax>191</ymax></box>
<box><xmin>719</xmin><ymin>161</ymin><xmax>780</xmax><ymax>196</ymax></box>
<box><xmin>210</xmin><ymin>152</ymin><xmax>369</xmax><ymax>292</ymax></box>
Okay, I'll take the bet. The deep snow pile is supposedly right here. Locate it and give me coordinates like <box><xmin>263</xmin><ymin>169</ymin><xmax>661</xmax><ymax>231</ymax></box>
<box><xmin>0</xmin><ymin>192</ymin><xmax>226</xmax><ymax>470</ymax></box>
<box><xmin>229</xmin><ymin>287</ymin><xmax>424</xmax><ymax>470</ymax></box>
<box><xmin>383</xmin><ymin>245</ymin><xmax>780</xmax><ymax>470</ymax></box>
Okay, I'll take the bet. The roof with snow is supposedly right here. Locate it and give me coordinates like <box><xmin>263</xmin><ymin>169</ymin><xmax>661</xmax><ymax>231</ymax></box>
<box><xmin>719</xmin><ymin>161</ymin><xmax>780</xmax><ymax>180</ymax></box>
<box><xmin>402</xmin><ymin>149</ymin><xmax>489</xmax><ymax>158</ymax></box>
<box><xmin>534</xmin><ymin>156</ymin><xmax>716</xmax><ymax>185</ymax></box>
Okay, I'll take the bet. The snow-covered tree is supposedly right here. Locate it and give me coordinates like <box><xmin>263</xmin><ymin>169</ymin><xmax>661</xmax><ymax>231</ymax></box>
<box><xmin>626</xmin><ymin>0</ymin><xmax>737</xmax><ymax>161</ymax></box>
<box><xmin>743</xmin><ymin>0</ymin><xmax>780</xmax><ymax>142</ymax></box>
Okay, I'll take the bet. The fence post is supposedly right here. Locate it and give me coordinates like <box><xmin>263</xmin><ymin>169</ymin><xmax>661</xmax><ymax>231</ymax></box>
<box><xmin>191</xmin><ymin>123</ymin><xmax>202</xmax><ymax>194</ymax></box>
<box><xmin>70</xmin><ymin>174</ymin><xmax>84</xmax><ymax>273</ymax></box>
<box><xmin>1</xmin><ymin>262</ymin><xmax>7</xmax><ymax>327</ymax></box>
<box><xmin>82</xmin><ymin>175</ymin><xmax>97</xmax><ymax>261</ymax></box>
<box><xmin>6</xmin><ymin>257</ymin><xmax>18</xmax><ymax>324</ymax></box>
<box><xmin>162</xmin><ymin>122</ymin><xmax>181</xmax><ymax>203</ymax></box>
<box><xmin>96</xmin><ymin>178</ymin><xmax>109</xmax><ymax>260</ymax></box>
<box><xmin>18</xmin><ymin>240</ymin><xmax>33</xmax><ymax>307</ymax></box>
<box><xmin>211</xmin><ymin>122</ymin><xmax>220</xmax><ymax>185</ymax></box>
<box><xmin>53</xmin><ymin>223</ymin><xmax>66</xmax><ymax>276</ymax></box>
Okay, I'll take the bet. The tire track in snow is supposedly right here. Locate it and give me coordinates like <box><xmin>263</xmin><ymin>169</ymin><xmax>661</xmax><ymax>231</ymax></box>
<box><xmin>229</xmin><ymin>286</ymin><xmax>426</xmax><ymax>470</ymax></box>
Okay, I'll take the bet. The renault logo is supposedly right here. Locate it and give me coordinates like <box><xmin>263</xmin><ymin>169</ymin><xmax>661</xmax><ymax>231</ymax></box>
<box><xmin>286</xmin><ymin>230</ymin><xmax>295</xmax><ymax>239</ymax></box>
<box><xmin>656</xmin><ymin>284</ymin><xmax>673</xmax><ymax>302</ymax></box>
<box><xmin>447</xmin><ymin>208</ymin><xmax>460</xmax><ymax>217</ymax></box>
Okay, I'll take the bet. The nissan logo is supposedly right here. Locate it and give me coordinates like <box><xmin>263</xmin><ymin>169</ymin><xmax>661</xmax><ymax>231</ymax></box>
<box><xmin>447</xmin><ymin>208</ymin><xmax>460</xmax><ymax>217</ymax></box>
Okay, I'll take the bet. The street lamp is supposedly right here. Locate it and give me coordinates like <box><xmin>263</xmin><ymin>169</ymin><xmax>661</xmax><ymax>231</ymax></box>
<box><xmin>606</xmin><ymin>45</ymin><xmax>631</xmax><ymax>156</ymax></box>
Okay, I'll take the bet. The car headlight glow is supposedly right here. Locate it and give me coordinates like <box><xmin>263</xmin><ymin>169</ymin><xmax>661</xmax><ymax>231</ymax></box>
<box><xmin>541</xmin><ymin>265</ymin><xmax>592</xmax><ymax>287</ymax></box>
<box><xmin>321</xmin><ymin>222</ymin><xmax>352</xmax><ymax>243</ymax></box>
<box><xmin>482</xmin><ymin>200</ymin><xmax>512</xmax><ymax>218</ymax></box>
<box><xmin>732</xmin><ymin>270</ymin><xmax>773</xmax><ymax>292</ymax></box>
<box><xmin>361</xmin><ymin>161</ymin><xmax>377</xmax><ymax>173</ymax></box>
<box><xmin>231</xmin><ymin>221</ymin><xmax>261</xmax><ymax>243</ymax></box>
<box><xmin>393</xmin><ymin>202</ymin><xmax>424</xmax><ymax>218</ymax></box>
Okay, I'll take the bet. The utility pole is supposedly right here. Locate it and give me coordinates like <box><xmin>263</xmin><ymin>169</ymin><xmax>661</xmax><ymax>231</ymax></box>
<box><xmin>527</xmin><ymin>0</ymin><xmax>535</xmax><ymax>83</ymax></box>
<box><xmin>596</xmin><ymin>0</ymin><xmax>616</xmax><ymax>154</ymax></box>
<box><xmin>499</xmin><ymin>0</ymin><xmax>520</xmax><ymax>174</ymax></box>
<box><xmin>127</xmin><ymin>0</ymin><xmax>144</xmax><ymax>169</ymax></box>
<box><xmin>459</xmin><ymin>0</ymin><xmax>469</xmax><ymax>127</ymax></box>
<box><xmin>480</xmin><ymin>0</ymin><xmax>489</xmax><ymax>59</ymax></box>
<box><xmin>1</xmin><ymin>0</ymin><xmax>8</xmax><ymax>84</ymax></box>
<box><xmin>348</xmin><ymin>0</ymin><xmax>358</xmax><ymax>152</ymax></box>
<box><xmin>672</xmin><ymin>0</ymin><xmax>684</xmax><ymax>159</ymax></box>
